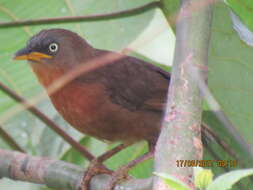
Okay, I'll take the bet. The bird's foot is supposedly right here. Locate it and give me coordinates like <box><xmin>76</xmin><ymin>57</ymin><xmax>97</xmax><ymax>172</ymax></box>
<box><xmin>105</xmin><ymin>151</ymin><xmax>154</xmax><ymax>190</ymax></box>
<box><xmin>81</xmin><ymin>159</ymin><xmax>113</xmax><ymax>190</ymax></box>
<box><xmin>105</xmin><ymin>165</ymin><xmax>132</xmax><ymax>190</ymax></box>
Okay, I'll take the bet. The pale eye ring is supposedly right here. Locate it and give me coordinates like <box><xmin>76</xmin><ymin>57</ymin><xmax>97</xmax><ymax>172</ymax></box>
<box><xmin>49</xmin><ymin>43</ymin><xmax>58</xmax><ymax>52</ymax></box>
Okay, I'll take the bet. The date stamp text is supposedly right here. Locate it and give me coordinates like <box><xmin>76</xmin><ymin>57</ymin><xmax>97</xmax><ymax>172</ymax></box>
<box><xmin>176</xmin><ymin>160</ymin><xmax>237</xmax><ymax>167</ymax></box>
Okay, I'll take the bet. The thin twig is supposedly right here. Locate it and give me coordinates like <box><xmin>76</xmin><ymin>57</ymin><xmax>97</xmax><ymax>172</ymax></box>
<box><xmin>202</xmin><ymin>122</ymin><xmax>239</xmax><ymax>160</ymax></box>
<box><xmin>0</xmin><ymin>125</ymin><xmax>24</xmax><ymax>152</ymax></box>
<box><xmin>0</xmin><ymin>81</ymin><xmax>95</xmax><ymax>161</ymax></box>
<box><xmin>0</xmin><ymin>1</ymin><xmax>160</xmax><ymax>28</ymax></box>
<box><xmin>97</xmin><ymin>143</ymin><xmax>131</xmax><ymax>163</ymax></box>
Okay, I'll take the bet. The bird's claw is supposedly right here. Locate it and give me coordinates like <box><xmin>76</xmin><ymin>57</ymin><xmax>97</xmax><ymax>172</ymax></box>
<box><xmin>81</xmin><ymin>159</ymin><xmax>112</xmax><ymax>190</ymax></box>
<box><xmin>105</xmin><ymin>166</ymin><xmax>132</xmax><ymax>190</ymax></box>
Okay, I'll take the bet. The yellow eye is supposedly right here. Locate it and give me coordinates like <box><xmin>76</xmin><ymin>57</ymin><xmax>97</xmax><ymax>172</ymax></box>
<box><xmin>49</xmin><ymin>43</ymin><xmax>58</xmax><ymax>52</ymax></box>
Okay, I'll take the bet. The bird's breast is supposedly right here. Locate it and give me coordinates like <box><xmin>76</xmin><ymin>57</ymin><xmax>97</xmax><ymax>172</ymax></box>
<box><xmin>49</xmin><ymin>81</ymin><xmax>108</xmax><ymax>134</ymax></box>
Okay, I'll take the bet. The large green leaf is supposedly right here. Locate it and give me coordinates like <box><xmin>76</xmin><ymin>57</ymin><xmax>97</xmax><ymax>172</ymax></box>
<box><xmin>200</xmin><ymin>2</ymin><xmax>253</xmax><ymax>189</ymax></box>
<box><xmin>208</xmin><ymin>2</ymin><xmax>253</xmax><ymax>158</ymax></box>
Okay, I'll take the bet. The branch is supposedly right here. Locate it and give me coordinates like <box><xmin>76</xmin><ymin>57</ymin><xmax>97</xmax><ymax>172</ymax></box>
<box><xmin>0</xmin><ymin>1</ymin><xmax>160</xmax><ymax>28</ymax></box>
<box><xmin>0</xmin><ymin>125</ymin><xmax>24</xmax><ymax>152</ymax></box>
<box><xmin>0</xmin><ymin>149</ymin><xmax>152</xmax><ymax>190</ymax></box>
<box><xmin>0</xmin><ymin>81</ymin><xmax>95</xmax><ymax>161</ymax></box>
<box><xmin>154</xmin><ymin>0</ymin><xmax>214</xmax><ymax>189</ymax></box>
<box><xmin>202</xmin><ymin>123</ymin><xmax>239</xmax><ymax>160</ymax></box>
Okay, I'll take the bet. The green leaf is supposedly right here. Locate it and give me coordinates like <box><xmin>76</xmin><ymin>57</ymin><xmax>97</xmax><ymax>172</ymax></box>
<box><xmin>154</xmin><ymin>172</ymin><xmax>191</xmax><ymax>190</ymax></box>
<box><xmin>207</xmin><ymin>168</ymin><xmax>253</xmax><ymax>190</ymax></box>
<box><xmin>61</xmin><ymin>136</ymin><xmax>107</xmax><ymax>167</ymax></box>
<box><xmin>225</xmin><ymin>0</ymin><xmax>253</xmax><ymax>32</ymax></box>
<box><xmin>194</xmin><ymin>167</ymin><xmax>213</xmax><ymax>189</ymax></box>
<box><xmin>208</xmin><ymin>1</ymin><xmax>253</xmax><ymax>165</ymax></box>
<box><xmin>160</xmin><ymin>0</ymin><xmax>180</xmax><ymax>31</ymax></box>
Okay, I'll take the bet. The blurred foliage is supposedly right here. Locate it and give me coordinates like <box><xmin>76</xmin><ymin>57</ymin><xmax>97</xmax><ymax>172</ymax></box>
<box><xmin>0</xmin><ymin>0</ymin><xmax>253</xmax><ymax>190</ymax></box>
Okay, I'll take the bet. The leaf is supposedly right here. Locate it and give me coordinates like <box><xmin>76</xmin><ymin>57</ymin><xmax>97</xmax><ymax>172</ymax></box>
<box><xmin>208</xmin><ymin>1</ymin><xmax>253</xmax><ymax>164</ymax></box>
<box><xmin>61</xmin><ymin>136</ymin><xmax>108</xmax><ymax>167</ymax></box>
<box><xmin>154</xmin><ymin>172</ymin><xmax>191</xmax><ymax>190</ymax></box>
<box><xmin>194</xmin><ymin>167</ymin><xmax>213</xmax><ymax>189</ymax></box>
<box><xmin>230</xmin><ymin>11</ymin><xmax>253</xmax><ymax>46</ymax></box>
<box><xmin>225</xmin><ymin>0</ymin><xmax>253</xmax><ymax>32</ymax></box>
<box><xmin>207</xmin><ymin>168</ymin><xmax>253</xmax><ymax>190</ymax></box>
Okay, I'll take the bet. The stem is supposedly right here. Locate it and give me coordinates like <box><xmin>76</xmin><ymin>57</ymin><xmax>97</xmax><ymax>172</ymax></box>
<box><xmin>202</xmin><ymin>123</ymin><xmax>239</xmax><ymax>160</ymax></box>
<box><xmin>154</xmin><ymin>0</ymin><xmax>214</xmax><ymax>189</ymax></box>
<box><xmin>0</xmin><ymin>1</ymin><xmax>160</xmax><ymax>28</ymax></box>
<box><xmin>0</xmin><ymin>125</ymin><xmax>24</xmax><ymax>152</ymax></box>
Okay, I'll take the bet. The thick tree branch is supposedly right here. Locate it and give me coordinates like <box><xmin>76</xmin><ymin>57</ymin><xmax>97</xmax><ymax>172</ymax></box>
<box><xmin>154</xmin><ymin>0</ymin><xmax>214</xmax><ymax>189</ymax></box>
<box><xmin>0</xmin><ymin>149</ymin><xmax>152</xmax><ymax>190</ymax></box>
<box><xmin>0</xmin><ymin>81</ymin><xmax>95</xmax><ymax>161</ymax></box>
<box><xmin>0</xmin><ymin>1</ymin><xmax>160</xmax><ymax>28</ymax></box>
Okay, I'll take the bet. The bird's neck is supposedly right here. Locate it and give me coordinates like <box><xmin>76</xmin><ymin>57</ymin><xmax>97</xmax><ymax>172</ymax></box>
<box><xmin>30</xmin><ymin>63</ymin><xmax>67</xmax><ymax>88</ymax></box>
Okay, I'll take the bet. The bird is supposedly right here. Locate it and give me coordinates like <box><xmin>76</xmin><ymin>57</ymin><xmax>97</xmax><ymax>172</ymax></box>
<box><xmin>14</xmin><ymin>28</ymin><xmax>170</xmax><ymax>189</ymax></box>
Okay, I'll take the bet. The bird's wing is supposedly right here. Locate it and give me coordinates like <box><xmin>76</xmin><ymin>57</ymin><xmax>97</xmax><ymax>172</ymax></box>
<box><xmin>98</xmin><ymin>54</ymin><xmax>170</xmax><ymax>113</ymax></box>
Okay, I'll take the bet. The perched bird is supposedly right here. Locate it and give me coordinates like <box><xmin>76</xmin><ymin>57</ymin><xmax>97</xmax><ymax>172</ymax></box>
<box><xmin>14</xmin><ymin>29</ymin><xmax>170</xmax><ymax>189</ymax></box>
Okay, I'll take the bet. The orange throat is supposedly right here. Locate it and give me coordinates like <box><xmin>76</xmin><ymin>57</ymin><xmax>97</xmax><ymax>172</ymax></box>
<box><xmin>30</xmin><ymin>63</ymin><xmax>66</xmax><ymax>89</ymax></box>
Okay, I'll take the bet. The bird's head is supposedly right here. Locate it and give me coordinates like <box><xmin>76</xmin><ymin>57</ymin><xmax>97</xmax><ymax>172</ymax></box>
<box><xmin>14</xmin><ymin>28</ymin><xmax>94</xmax><ymax>87</ymax></box>
<box><xmin>14</xmin><ymin>28</ymin><xmax>93</xmax><ymax>67</ymax></box>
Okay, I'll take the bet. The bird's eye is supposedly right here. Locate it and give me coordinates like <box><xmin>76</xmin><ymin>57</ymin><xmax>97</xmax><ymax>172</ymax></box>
<box><xmin>49</xmin><ymin>43</ymin><xmax>58</xmax><ymax>53</ymax></box>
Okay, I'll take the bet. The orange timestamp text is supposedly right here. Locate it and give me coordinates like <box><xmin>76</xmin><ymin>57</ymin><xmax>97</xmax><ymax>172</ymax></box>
<box><xmin>176</xmin><ymin>160</ymin><xmax>237</xmax><ymax>167</ymax></box>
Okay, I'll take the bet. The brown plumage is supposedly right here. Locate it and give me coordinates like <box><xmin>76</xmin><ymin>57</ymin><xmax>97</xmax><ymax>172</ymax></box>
<box><xmin>14</xmin><ymin>28</ymin><xmax>172</xmax><ymax>190</ymax></box>
<box><xmin>14</xmin><ymin>28</ymin><xmax>170</xmax><ymax>148</ymax></box>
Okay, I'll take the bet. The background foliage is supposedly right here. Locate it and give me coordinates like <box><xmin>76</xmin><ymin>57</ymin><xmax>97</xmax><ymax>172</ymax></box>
<box><xmin>0</xmin><ymin>0</ymin><xmax>253</xmax><ymax>189</ymax></box>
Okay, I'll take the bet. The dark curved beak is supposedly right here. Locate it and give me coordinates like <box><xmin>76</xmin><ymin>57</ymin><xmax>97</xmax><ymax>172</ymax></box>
<box><xmin>14</xmin><ymin>47</ymin><xmax>52</xmax><ymax>62</ymax></box>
